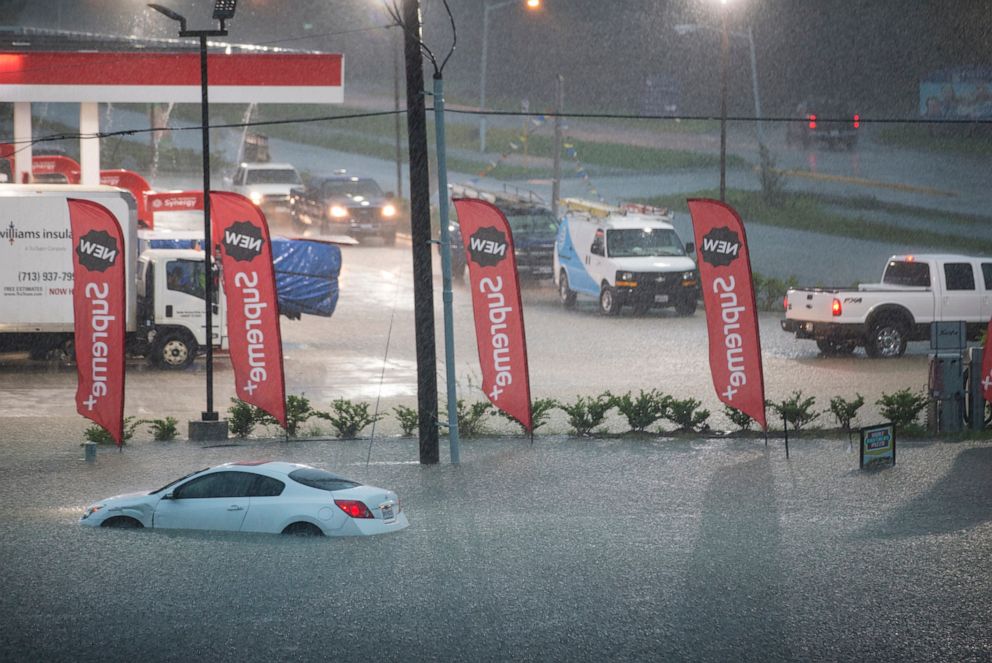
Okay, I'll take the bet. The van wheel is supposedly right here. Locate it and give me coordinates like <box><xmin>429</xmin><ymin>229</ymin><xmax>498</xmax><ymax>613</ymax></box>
<box><xmin>674</xmin><ymin>296</ymin><xmax>697</xmax><ymax>316</ymax></box>
<box><xmin>154</xmin><ymin>331</ymin><xmax>196</xmax><ymax>369</ymax></box>
<box><xmin>599</xmin><ymin>285</ymin><xmax>621</xmax><ymax>316</ymax></box>
<box><xmin>559</xmin><ymin>271</ymin><xmax>576</xmax><ymax>309</ymax></box>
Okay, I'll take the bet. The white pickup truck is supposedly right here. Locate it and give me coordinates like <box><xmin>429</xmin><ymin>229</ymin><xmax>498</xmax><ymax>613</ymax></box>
<box><xmin>781</xmin><ymin>254</ymin><xmax>992</xmax><ymax>357</ymax></box>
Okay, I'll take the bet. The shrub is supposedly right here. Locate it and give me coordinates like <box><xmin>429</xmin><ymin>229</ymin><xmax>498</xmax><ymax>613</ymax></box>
<box><xmin>317</xmin><ymin>399</ymin><xmax>382</xmax><ymax>438</ymax></box>
<box><xmin>392</xmin><ymin>405</ymin><xmax>419</xmax><ymax>436</ymax></box>
<box><xmin>84</xmin><ymin>416</ymin><xmax>142</xmax><ymax>445</ymax></box>
<box><xmin>146</xmin><ymin>416</ymin><xmax>179</xmax><ymax>441</ymax></box>
<box><xmin>560</xmin><ymin>394</ymin><xmax>614</xmax><ymax>437</ymax></box>
<box><xmin>453</xmin><ymin>400</ymin><xmax>494</xmax><ymax>438</ymax></box>
<box><xmin>613</xmin><ymin>389</ymin><xmax>670</xmax><ymax>433</ymax></box>
<box><xmin>665</xmin><ymin>397</ymin><xmax>711</xmax><ymax>432</ymax></box>
<box><xmin>828</xmin><ymin>394</ymin><xmax>865</xmax><ymax>431</ymax></box>
<box><xmin>227</xmin><ymin>398</ymin><xmax>259</xmax><ymax>438</ymax></box>
<box><xmin>768</xmin><ymin>391</ymin><xmax>820</xmax><ymax>431</ymax></box>
<box><xmin>876</xmin><ymin>389</ymin><xmax>928</xmax><ymax>428</ymax></box>
<box><xmin>256</xmin><ymin>394</ymin><xmax>316</xmax><ymax>438</ymax></box>
<box><xmin>723</xmin><ymin>405</ymin><xmax>754</xmax><ymax>432</ymax></box>
<box><xmin>500</xmin><ymin>397</ymin><xmax>559</xmax><ymax>434</ymax></box>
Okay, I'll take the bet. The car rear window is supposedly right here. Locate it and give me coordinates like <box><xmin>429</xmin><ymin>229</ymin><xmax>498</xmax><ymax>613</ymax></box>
<box><xmin>288</xmin><ymin>468</ymin><xmax>361</xmax><ymax>492</ymax></box>
<box><xmin>882</xmin><ymin>261</ymin><xmax>931</xmax><ymax>287</ymax></box>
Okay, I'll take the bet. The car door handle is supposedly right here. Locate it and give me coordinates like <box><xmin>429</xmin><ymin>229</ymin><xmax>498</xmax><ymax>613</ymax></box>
<box><xmin>227</xmin><ymin>505</ymin><xmax>244</xmax><ymax>511</ymax></box>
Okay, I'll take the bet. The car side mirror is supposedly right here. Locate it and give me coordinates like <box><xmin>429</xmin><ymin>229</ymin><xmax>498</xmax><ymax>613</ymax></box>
<box><xmin>162</xmin><ymin>493</ymin><xmax>174</xmax><ymax>500</ymax></box>
<box><xmin>684</xmin><ymin>242</ymin><xmax>695</xmax><ymax>256</ymax></box>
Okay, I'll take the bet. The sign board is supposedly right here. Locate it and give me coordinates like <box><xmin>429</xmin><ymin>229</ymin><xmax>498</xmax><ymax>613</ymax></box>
<box><xmin>930</xmin><ymin>320</ymin><xmax>966</xmax><ymax>351</ymax></box>
<box><xmin>860</xmin><ymin>423</ymin><xmax>896</xmax><ymax>469</ymax></box>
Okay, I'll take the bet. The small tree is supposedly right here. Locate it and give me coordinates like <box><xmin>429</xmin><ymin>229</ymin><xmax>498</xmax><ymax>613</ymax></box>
<box><xmin>613</xmin><ymin>389</ymin><xmax>670</xmax><ymax>433</ymax></box>
<box><xmin>228</xmin><ymin>398</ymin><xmax>259</xmax><ymax>439</ymax></box>
<box><xmin>500</xmin><ymin>397</ymin><xmax>559</xmax><ymax>434</ymax></box>
<box><xmin>768</xmin><ymin>391</ymin><xmax>820</xmax><ymax>431</ymax></box>
<box><xmin>828</xmin><ymin>394</ymin><xmax>865</xmax><ymax>432</ymax></box>
<box><xmin>723</xmin><ymin>405</ymin><xmax>754</xmax><ymax>432</ymax></box>
<box><xmin>560</xmin><ymin>394</ymin><xmax>614</xmax><ymax>437</ymax></box>
<box><xmin>146</xmin><ymin>416</ymin><xmax>180</xmax><ymax>441</ymax></box>
<box><xmin>84</xmin><ymin>416</ymin><xmax>143</xmax><ymax>445</ymax></box>
<box><xmin>665</xmin><ymin>397</ymin><xmax>711</xmax><ymax>433</ymax></box>
<box><xmin>758</xmin><ymin>143</ymin><xmax>787</xmax><ymax>206</ymax></box>
<box><xmin>257</xmin><ymin>394</ymin><xmax>316</xmax><ymax>438</ymax></box>
<box><xmin>450</xmin><ymin>400</ymin><xmax>494</xmax><ymax>438</ymax></box>
<box><xmin>318</xmin><ymin>399</ymin><xmax>382</xmax><ymax>438</ymax></box>
<box><xmin>876</xmin><ymin>389</ymin><xmax>928</xmax><ymax>428</ymax></box>
<box><xmin>392</xmin><ymin>405</ymin><xmax>419</xmax><ymax>436</ymax></box>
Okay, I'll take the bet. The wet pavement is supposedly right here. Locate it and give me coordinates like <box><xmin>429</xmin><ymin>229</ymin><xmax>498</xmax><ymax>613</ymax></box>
<box><xmin>0</xmin><ymin>425</ymin><xmax>990</xmax><ymax>662</ymax></box>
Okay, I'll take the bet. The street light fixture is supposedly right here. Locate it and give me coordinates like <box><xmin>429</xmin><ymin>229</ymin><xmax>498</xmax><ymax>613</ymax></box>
<box><xmin>149</xmin><ymin>1</ymin><xmax>236</xmax><ymax>438</ymax></box>
<box><xmin>479</xmin><ymin>0</ymin><xmax>541</xmax><ymax>153</ymax></box>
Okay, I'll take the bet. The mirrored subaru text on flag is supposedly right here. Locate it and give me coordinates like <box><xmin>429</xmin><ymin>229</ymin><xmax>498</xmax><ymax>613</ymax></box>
<box><xmin>68</xmin><ymin>199</ymin><xmax>127</xmax><ymax>445</ymax></box>
<box><xmin>687</xmin><ymin>199</ymin><xmax>767</xmax><ymax>430</ymax></box>
<box><xmin>210</xmin><ymin>192</ymin><xmax>287</xmax><ymax>429</ymax></box>
<box><xmin>452</xmin><ymin>198</ymin><xmax>533</xmax><ymax>432</ymax></box>
<box><xmin>982</xmin><ymin>319</ymin><xmax>992</xmax><ymax>404</ymax></box>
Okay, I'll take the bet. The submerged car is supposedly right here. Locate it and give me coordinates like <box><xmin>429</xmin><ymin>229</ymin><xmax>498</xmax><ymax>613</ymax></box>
<box><xmin>80</xmin><ymin>461</ymin><xmax>408</xmax><ymax>537</ymax></box>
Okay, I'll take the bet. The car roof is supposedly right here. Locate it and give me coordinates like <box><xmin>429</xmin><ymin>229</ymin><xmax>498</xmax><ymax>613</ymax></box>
<box><xmin>220</xmin><ymin>461</ymin><xmax>312</xmax><ymax>476</ymax></box>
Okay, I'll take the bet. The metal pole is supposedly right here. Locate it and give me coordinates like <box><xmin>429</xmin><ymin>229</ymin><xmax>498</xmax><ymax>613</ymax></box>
<box><xmin>551</xmin><ymin>74</ymin><xmax>563</xmax><ymax>219</ymax></box>
<box><xmin>719</xmin><ymin>11</ymin><xmax>729</xmax><ymax>202</ymax></box>
<box><xmin>402</xmin><ymin>0</ymin><xmax>440</xmax><ymax>464</ymax></box>
<box><xmin>434</xmin><ymin>73</ymin><xmax>460</xmax><ymax>464</ymax></box>
<box><xmin>199</xmin><ymin>33</ymin><xmax>217</xmax><ymax>421</ymax></box>
<box><xmin>747</xmin><ymin>26</ymin><xmax>764</xmax><ymax>147</ymax></box>
<box><xmin>479</xmin><ymin>3</ymin><xmax>491</xmax><ymax>153</ymax></box>
<box><xmin>393</xmin><ymin>29</ymin><xmax>404</xmax><ymax>199</ymax></box>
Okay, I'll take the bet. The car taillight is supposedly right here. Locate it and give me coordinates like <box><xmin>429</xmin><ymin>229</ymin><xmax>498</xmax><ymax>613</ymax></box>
<box><xmin>783</xmin><ymin>295</ymin><xmax>789</xmax><ymax>311</ymax></box>
<box><xmin>831</xmin><ymin>298</ymin><xmax>842</xmax><ymax>316</ymax></box>
<box><xmin>335</xmin><ymin>499</ymin><xmax>373</xmax><ymax>519</ymax></box>
<box><xmin>808</xmin><ymin>114</ymin><xmax>817</xmax><ymax>130</ymax></box>
<box><xmin>853</xmin><ymin>114</ymin><xmax>860</xmax><ymax>129</ymax></box>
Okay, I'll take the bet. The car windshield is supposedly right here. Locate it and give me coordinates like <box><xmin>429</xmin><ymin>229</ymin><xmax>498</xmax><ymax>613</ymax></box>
<box><xmin>244</xmin><ymin>169</ymin><xmax>301</xmax><ymax>185</ymax></box>
<box><xmin>607</xmin><ymin>228</ymin><xmax>685</xmax><ymax>258</ymax></box>
<box><xmin>288</xmin><ymin>468</ymin><xmax>362</xmax><ymax>492</ymax></box>
<box><xmin>149</xmin><ymin>467</ymin><xmax>210</xmax><ymax>495</ymax></box>
<box><xmin>507</xmin><ymin>213</ymin><xmax>559</xmax><ymax>236</ymax></box>
<box><xmin>882</xmin><ymin>260</ymin><xmax>931</xmax><ymax>287</ymax></box>
<box><xmin>321</xmin><ymin>179</ymin><xmax>383</xmax><ymax>199</ymax></box>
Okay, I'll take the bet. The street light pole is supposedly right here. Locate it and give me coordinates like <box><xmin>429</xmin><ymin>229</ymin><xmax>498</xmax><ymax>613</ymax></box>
<box><xmin>149</xmin><ymin>2</ymin><xmax>234</xmax><ymax>435</ymax></box>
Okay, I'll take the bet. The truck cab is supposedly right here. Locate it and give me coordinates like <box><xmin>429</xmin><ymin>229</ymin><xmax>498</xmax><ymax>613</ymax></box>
<box><xmin>137</xmin><ymin>249</ymin><xmax>228</xmax><ymax>369</ymax></box>
<box><xmin>228</xmin><ymin>162</ymin><xmax>302</xmax><ymax>224</ymax></box>
<box><xmin>554</xmin><ymin>199</ymin><xmax>699</xmax><ymax>316</ymax></box>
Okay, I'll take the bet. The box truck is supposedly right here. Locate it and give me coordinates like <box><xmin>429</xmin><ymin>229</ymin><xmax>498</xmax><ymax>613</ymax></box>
<box><xmin>0</xmin><ymin>185</ymin><xmax>228</xmax><ymax>368</ymax></box>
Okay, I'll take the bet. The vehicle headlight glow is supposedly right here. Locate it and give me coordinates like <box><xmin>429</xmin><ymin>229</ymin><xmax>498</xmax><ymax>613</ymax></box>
<box><xmin>620</xmin><ymin>271</ymin><xmax>634</xmax><ymax>281</ymax></box>
<box><xmin>82</xmin><ymin>505</ymin><xmax>103</xmax><ymax>519</ymax></box>
<box><xmin>330</xmin><ymin>205</ymin><xmax>348</xmax><ymax>218</ymax></box>
<box><xmin>249</xmin><ymin>191</ymin><xmax>264</xmax><ymax>205</ymax></box>
<box><xmin>382</xmin><ymin>204</ymin><xmax>397</xmax><ymax>218</ymax></box>
<box><xmin>682</xmin><ymin>271</ymin><xmax>697</xmax><ymax>280</ymax></box>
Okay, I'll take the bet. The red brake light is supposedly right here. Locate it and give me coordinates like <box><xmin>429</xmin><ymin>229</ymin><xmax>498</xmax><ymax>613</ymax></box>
<box><xmin>783</xmin><ymin>296</ymin><xmax>789</xmax><ymax>311</ymax></box>
<box><xmin>853</xmin><ymin>114</ymin><xmax>860</xmax><ymax>129</ymax></box>
<box><xmin>831</xmin><ymin>298</ymin><xmax>842</xmax><ymax>316</ymax></box>
<box><xmin>808</xmin><ymin>114</ymin><xmax>817</xmax><ymax>130</ymax></box>
<box><xmin>334</xmin><ymin>499</ymin><xmax>373</xmax><ymax>519</ymax></box>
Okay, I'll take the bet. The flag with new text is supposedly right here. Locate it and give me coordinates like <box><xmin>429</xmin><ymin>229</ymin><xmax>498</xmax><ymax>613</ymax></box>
<box><xmin>982</xmin><ymin>318</ymin><xmax>992</xmax><ymax>403</ymax></box>
<box><xmin>211</xmin><ymin>191</ymin><xmax>287</xmax><ymax>428</ymax></box>
<box><xmin>68</xmin><ymin>198</ymin><xmax>127</xmax><ymax>445</ymax></box>
<box><xmin>688</xmin><ymin>199</ymin><xmax>767</xmax><ymax>430</ymax></box>
<box><xmin>452</xmin><ymin>198</ymin><xmax>533</xmax><ymax>431</ymax></box>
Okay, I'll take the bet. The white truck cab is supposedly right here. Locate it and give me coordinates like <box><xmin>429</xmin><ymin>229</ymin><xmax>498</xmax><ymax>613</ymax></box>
<box><xmin>228</xmin><ymin>162</ymin><xmax>302</xmax><ymax>222</ymax></box>
<box><xmin>553</xmin><ymin>199</ymin><xmax>699</xmax><ymax>315</ymax></box>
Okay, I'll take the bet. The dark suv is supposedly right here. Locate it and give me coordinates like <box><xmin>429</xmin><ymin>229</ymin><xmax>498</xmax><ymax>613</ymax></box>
<box><xmin>785</xmin><ymin>99</ymin><xmax>860</xmax><ymax>150</ymax></box>
<box><xmin>442</xmin><ymin>185</ymin><xmax>559</xmax><ymax>280</ymax></box>
<box><xmin>290</xmin><ymin>174</ymin><xmax>401</xmax><ymax>244</ymax></box>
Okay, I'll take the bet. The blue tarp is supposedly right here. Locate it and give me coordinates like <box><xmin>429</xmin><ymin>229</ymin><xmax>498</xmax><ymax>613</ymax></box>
<box><xmin>141</xmin><ymin>236</ymin><xmax>341</xmax><ymax>319</ymax></box>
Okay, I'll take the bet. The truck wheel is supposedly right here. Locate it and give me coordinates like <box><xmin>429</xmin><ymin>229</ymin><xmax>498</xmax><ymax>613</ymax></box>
<box><xmin>674</xmin><ymin>296</ymin><xmax>697</xmax><ymax>316</ymax></box>
<box><xmin>865</xmin><ymin>320</ymin><xmax>908</xmax><ymax>358</ymax></box>
<box><xmin>816</xmin><ymin>339</ymin><xmax>856</xmax><ymax>356</ymax></box>
<box><xmin>154</xmin><ymin>332</ymin><xmax>196</xmax><ymax>369</ymax></box>
<box><xmin>599</xmin><ymin>285</ymin><xmax>621</xmax><ymax>316</ymax></box>
<box><xmin>559</xmin><ymin>271</ymin><xmax>577</xmax><ymax>309</ymax></box>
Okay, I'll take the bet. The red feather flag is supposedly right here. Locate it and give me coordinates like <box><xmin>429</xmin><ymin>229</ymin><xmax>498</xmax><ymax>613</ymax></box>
<box><xmin>452</xmin><ymin>198</ymin><xmax>533</xmax><ymax>432</ymax></box>
<box><xmin>688</xmin><ymin>199</ymin><xmax>767</xmax><ymax>430</ymax></box>
<box><xmin>68</xmin><ymin>199</ymin><xmax>127</xmax><ymax>445</ymax></box>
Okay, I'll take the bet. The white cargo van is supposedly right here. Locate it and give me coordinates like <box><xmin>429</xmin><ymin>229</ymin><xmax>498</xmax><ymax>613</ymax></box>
<box><xmin>553</xmin><ymin>199</ymin><xmax>699</xmax><ymax>315</ymax></box>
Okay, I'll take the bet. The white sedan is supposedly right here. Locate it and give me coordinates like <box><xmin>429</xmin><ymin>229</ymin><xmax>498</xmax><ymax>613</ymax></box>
<box><xmin>80</xmin><ymin>461</ymin><xmax>408</xmax><ymax>537</ymax></box>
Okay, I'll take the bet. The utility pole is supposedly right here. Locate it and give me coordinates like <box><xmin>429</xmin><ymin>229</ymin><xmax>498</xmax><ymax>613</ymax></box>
<box><xmin>402</xmin><ymin>0</ymin><xmax>440</xmax><ymax>464</ymax></box>
<box><xmin>551</xmin><ymin>74</ymin><xmax>564</xmax><ymax>219</ymax></box>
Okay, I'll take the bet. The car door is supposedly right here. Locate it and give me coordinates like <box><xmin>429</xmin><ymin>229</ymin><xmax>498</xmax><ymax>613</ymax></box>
<box><xmin>939</xmin><ymin>262</ymin><xmax>981</xmax><ymax>322</ymax></box>
<box><xmin>153</xmin><ymin>471</ymin><xmax>253</xmax><ymax>531</ymax></box>
<box><xmin>587</xmin><ymin>228</ymin><xmax>607</xmax><ymax>287</ymax></box>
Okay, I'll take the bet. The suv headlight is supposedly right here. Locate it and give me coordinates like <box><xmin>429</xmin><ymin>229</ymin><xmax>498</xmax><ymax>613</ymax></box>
<box><xmin>249</xmin><ymin>191</ymin><xmax>264</xmax><ymax>205</ymax></box>
<box><xmin>382</xmin><ymin>204</ymin><xmax>397</xmax><ymax>218</ymax></box>
<box><xmin>330</xmin><ymin>205</ymin><xmax>348</xmax><ymax>218</ymax></box>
